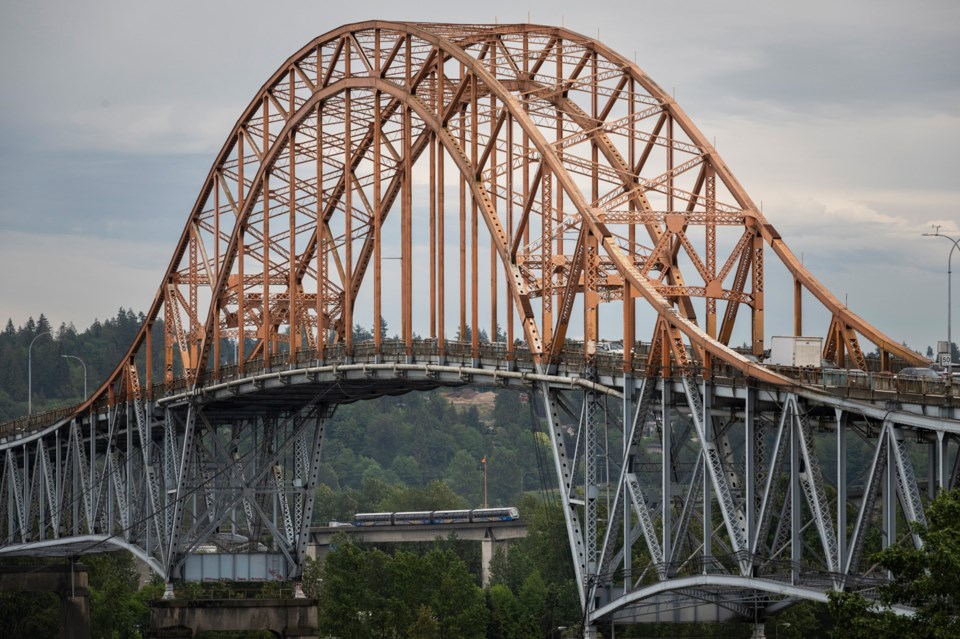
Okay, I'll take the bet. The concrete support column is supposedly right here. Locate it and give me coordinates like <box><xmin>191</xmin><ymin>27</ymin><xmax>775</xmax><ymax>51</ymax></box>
<box><xmin>481</xmin><ymin>534</ymin><xmax>496</xmax><ymax>587</ymax></box>
<box><xmin>62</xmin><ymin>594</ymin><xmax>91</xmax><ymax>639</ymax></box>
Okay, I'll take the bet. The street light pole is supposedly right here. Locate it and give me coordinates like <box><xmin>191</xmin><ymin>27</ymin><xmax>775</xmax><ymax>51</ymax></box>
<box><xmin>481</xmin><ymin>456</ymin><xmax>488</xmax><ymax>508</ymax></box>
<box><xmin>923</xmin><ymin>228</ymin><xmax>960</xmax><ymax>369</ymax></box>
<box><xmin>776</xmin><ymin>621</ymin><xmax>791</xmax><ymax>638</ymax></box>
<box><xmin>62</xmin><ymin>354</ymin><xmax>88</xmax><ymax>400</ymax></box>
<box><xmin>28</xmin><ymin>330</ymin><xmax>52</xmax><ymax>415</ymax></box>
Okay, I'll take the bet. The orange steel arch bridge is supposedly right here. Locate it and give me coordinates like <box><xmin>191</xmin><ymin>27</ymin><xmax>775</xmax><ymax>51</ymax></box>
<box><xmin>1</xmin><ymin>21</ymin><xmax>958</xmax><ymax>632</ymax></box>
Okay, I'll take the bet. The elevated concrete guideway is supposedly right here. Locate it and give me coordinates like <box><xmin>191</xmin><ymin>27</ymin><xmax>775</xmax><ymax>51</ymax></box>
<box><xmin>309</xmin><ymin>520</ymin><xmax>528</xmax><ymax>586</ymax></box>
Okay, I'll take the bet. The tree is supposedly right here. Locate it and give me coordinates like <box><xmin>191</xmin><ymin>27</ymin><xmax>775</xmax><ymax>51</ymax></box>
<box><xmin>487</xmin><ymin>583</ymin><xmax>521</xmax><ymax>639</ymax></box>
<box><xmin>424</xmin><ymin>548</ymin><xmax>488</xmax><ymax>639</ymax></box>
<box><xmin>828</xmin><ymin>591</ymin><xmax>905</xmax><ymax>639</ymax></box>
<box><xmin>391</xmin><ymin>455</ymin><xmax>423</xmax><ymax>485</ymax></box>
<box><xmin>378</xmin><ymin>315</ymin><xmax>389</xmax><ymax>342</ymax></box>
<box><xmin>408</xmin><ymin>605</ymin><xmax>441</xmax><ymax>639</ymax></box>
<box><xmin>317</xmin><ymin>537</ymin><xmax>391</xmax><ymax>639</ymax></box>
<box><xmin>764</xmin><ymin>601</ymin><xmax>826</xmax><ymax>639</ymax></box>
<box><xmin>827</xmin><ymin>487</ymin><xmax>960</xmax><ymax>637</ymax></box>
<box><xmin>86</xmin><ymin>551</ymin><xmax>152</xmax><ymax>637</ymax></box>
<box><xmin>317</xmin><ymin>538</ymin><xmax>486</xmax><ymax>639</ymax></box>
<box><xmin>517</xmin><ymin>571</ymin><xmax>549</xmax><ymax>637</ymax></box>
<box><xmin>353</xmin><ymin>323</ymin><xmax>373</xmax><ymax>342</ymax></box>
<box><xmin>0</xmin><ymin>588</ymin><xmax>59</xmax><ymax>637</ymax></box>
<box><xmin>444</xmin><ymin>450</ymin><xmax>483</xmax><ymax>504</ymax></box>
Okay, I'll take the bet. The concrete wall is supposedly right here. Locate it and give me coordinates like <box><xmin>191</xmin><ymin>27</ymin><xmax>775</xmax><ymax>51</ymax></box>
<box><xmin>148</xmin><ymin>598</ymin><xmax>318</xmax><ymax>638</ymax></box>
<box><xmin>0</xmin><ymin>564</ymin><xmax>90</xmax><ymax>639</ymax></box>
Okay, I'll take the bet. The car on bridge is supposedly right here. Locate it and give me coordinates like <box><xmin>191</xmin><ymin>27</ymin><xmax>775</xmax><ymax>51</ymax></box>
<box><xmin>896</xmin><ymin>367</ymin><xmax>941</xmax><ymax>379</ymax></box>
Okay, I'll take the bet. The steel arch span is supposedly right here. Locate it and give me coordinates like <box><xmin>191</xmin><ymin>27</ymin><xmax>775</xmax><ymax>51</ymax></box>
<box><xmin>1</xmin><ymin>21</ymin><xmax>957</xmax><ymax>630</ymax></box>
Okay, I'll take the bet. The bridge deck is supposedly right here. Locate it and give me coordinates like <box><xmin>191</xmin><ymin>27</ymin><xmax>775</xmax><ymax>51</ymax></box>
<box><xmin>3</xmin><ymin>340</ymin><xmax>957</xmax><ymax>444</ymax></box>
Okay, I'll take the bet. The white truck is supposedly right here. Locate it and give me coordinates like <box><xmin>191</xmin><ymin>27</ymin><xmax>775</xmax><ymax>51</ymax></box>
<box><xmin>767</xmin><ymin>336</ymin><xmax>823</xmax><ymax>368</ymax></box>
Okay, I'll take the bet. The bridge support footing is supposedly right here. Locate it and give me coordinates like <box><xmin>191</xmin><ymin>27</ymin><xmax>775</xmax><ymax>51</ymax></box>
<box><xmin>147</xmin><ymin>598</ymin><xmax>319</xmax><ymax>638</ymax></box>
<box><xmin>0</xmin><ymin>563</ymin><xmax>90</xmax><ymax>639</ymax></box>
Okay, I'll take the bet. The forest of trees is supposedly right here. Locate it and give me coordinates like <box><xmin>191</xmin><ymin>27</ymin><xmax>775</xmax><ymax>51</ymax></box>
<box><xmin>0</xmin><ymin>309</ymin><xmax>148</xmax><ymax>420</ymax></box>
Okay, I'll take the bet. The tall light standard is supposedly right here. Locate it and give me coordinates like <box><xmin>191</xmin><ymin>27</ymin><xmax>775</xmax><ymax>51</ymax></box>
<box><xmin>923</xmin><ymin>227</ymin><xmax>960</xmax><ymax>368</ymax></box>
<box><xmin>28</xmin><ymin>330</ymin><xmax>52</xmax><ymax>415</ymax></box>
<box><xmin>480</xmin><ymin>456</ymin><xmax>488</xmax><ymax>508</ymax></box>
<box><xmin>62</xmin><ymin>354</ymin><xmax>88</xmax><ymax>400</ymax></box>
<box><xmin>776</xmin><ymin>621</ymin><xmax>791</xmax><ymax>638</ymax></box>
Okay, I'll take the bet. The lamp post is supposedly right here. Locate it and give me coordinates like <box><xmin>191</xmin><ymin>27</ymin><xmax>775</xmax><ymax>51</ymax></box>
<box><xmin>776</xmin><ymin>621</ymin><xmax>791</xmax><ymax>638</ymax></box>
<box><xmin>480</xmin><ymin>456</ymin><xmax>488</xmax><ymax>508</ymax></box>
<box><xmin>62</xmin><ymin>354</ymin><xmax>88</xmax><ymax>400</ymax></box>
<box><xmin>923</xmin><ymin>228</ymin><xmax>960</xmax><ymax>369</ymax></box>
<box><xmin>28</xmin><ymin>330</ymin><xmax>52</xmax><ymax>415</ymax></box>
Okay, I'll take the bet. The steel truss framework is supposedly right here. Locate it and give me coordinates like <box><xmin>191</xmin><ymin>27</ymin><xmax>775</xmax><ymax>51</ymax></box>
<box><xmin>1</xmin><ymin>21</ymin><xmax>956</xmax><ymax>629</ymax></box>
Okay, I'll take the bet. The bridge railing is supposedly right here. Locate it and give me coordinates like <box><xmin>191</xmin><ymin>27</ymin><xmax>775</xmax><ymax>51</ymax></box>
<box><xmin>772</xmin><ymin>365</ymin><xmax>958</xmax><ymax>398</ymax></box>
<box><xmin>0</xmin><ymin>404</ymin><xmax>86</xmax><ymax>441</ymax></box>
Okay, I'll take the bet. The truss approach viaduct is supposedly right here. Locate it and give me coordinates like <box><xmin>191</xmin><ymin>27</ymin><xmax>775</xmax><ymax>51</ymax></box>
<box><xmin>1</xmin><ymin>21</ymin><xmax>957</xmax><ymax>633</ymax></box>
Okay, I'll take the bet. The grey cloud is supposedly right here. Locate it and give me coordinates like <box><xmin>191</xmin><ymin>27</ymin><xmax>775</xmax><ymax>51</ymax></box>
<box><xmin>708</xmin><ymin>38</ymin><xmax>960</xmax><ymax>116</ymax></box>
<box><xmin>0</xmin><ymin>0</ymin><xmax>956</xmax><ymax>352</ymax></box>
<box><xmin>0</xmin><ymin>143</ymin><xmax>209</xmax><ymax>241</ymax></box>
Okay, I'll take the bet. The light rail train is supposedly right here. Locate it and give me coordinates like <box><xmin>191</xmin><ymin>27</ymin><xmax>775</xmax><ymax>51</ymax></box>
<box><xmin>353</xmin><ymin>507</ymin><xmax>520</xmax><ymax>526</ymax></box>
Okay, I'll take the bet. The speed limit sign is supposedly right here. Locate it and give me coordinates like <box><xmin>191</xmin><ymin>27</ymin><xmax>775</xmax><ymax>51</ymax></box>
<box><xmin>940</xmin><ymin>353</ymin><xmax>953</xmax><ymax>366</ymax></box>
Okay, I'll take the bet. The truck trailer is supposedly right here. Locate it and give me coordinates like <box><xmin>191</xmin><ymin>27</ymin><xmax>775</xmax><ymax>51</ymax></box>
<box><xmin>766</xmin><ymin>336</ymin><xmax>823</xmax><ymax>368</ymax></box>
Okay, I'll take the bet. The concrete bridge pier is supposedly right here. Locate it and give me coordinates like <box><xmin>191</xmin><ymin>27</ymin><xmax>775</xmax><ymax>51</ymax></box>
<box><xmin>147</xmin><ymin>598</ymin><xmax>319</xmax><ymax>638</ymax></box>
<box><xmin>0</xmin><ymin>562</ymin><xmax>90</xmax><ymax>639</ymax></box>
<box><xmin>481</xmin><ymin>534</ymin><xmax>496</xmax><ymax>587</ymax></box>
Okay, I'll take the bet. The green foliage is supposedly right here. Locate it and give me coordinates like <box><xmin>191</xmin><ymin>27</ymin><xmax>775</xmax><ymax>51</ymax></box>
<box><xmin>318</xmin><ymin>536</ymin><xmax>487</xmax><ymax>639</ymax></box>
<box><xmin>827</xmin><ymin>487</ymin><xmax>960</xmax><ymax>637</ymax></box>
<box><xmin>488</xmin><ymin>497</ymin><xmax>581</xmax><ymax>634</ymax></box>
<box><xmin>827</xmin><ymin>591</ymin><xmax>906</xmax><ymax>639</ymax></box>
<box><xmin>409</xmin><ymin>604</ymin><xmax>442</xmax><ymax>639</ymax></box>
<box><xmin>0</xmin><ymin>589</ymin><xmax>60</xmax><ymax>637</ymax></box>
<box><xmin>309</xmin><ymin>387</ymin><xmax>553</xmax><ymax>520</ymax></box>
<box><xmin>486</xmin><ymin>583</ymin><xmax>522</xmax><ymax>639</ymax></box>
<box><xmin>0</xmin><ymin>309</ymin><xmax>154</xmax><ymax>421</ymax></box>
<box><xmin>764</xmin><ymin>601</ymin><xmax>828</xmax><ymax>639</ymax></box>
<box><xmin>86</xmin><ymin>552</ymin><xmax>150</xmax><ymax>638</ymax></box>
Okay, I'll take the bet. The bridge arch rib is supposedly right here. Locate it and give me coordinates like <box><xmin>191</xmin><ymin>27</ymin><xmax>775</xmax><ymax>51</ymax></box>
<box><xmin>74</xmin><ymin>20</ymin><xmax>923</xmax><ymax>410</ymax></box>
<box><xmin>3</xmin><ymin>20</ymin><xmax>954</xmax><ymax>634</ymax></box>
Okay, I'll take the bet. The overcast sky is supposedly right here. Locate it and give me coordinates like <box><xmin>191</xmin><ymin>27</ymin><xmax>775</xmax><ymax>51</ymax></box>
<box><xmin>0</xmin><ymin>0</ymin><xmax>957</xmax><ymax>353</ymax></box>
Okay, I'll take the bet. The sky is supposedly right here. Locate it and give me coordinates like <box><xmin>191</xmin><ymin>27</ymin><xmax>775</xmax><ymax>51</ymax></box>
<box><xmin>0</xmin><ymin>0</ymin><xmax>958</xmax><ymax>354</ymax></box>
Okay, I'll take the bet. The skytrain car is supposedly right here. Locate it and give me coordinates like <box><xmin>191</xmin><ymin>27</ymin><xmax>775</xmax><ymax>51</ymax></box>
<box><xmin>433</xmin><ymin>510</ymin><xmax>472</xmax><ymax>525</ymax></box>
<box><xmin>352</xmin><ymin>507</ymin><xmax>520</xmax><ymax>526</ymax></box>
<box><xmin>392</xmin><ymin>511</ymin><xmax>434</xmax><ymax>525</ymax></box>
<box><xmin>353</xmin><ymin>512</ymin><xmax>393</xmax><ymax>526</ymax></box>
<box><xmin>469</xmin><ymin>507</ymin><xmax>520</xmax><ymax>522</ymax></box>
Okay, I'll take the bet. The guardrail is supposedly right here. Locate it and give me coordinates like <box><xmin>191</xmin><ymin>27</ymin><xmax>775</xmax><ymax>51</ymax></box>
<box><xmin>773</xmin><ymin>366</ymin><xmax>959</xmax><ymax>399</ymax></box>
